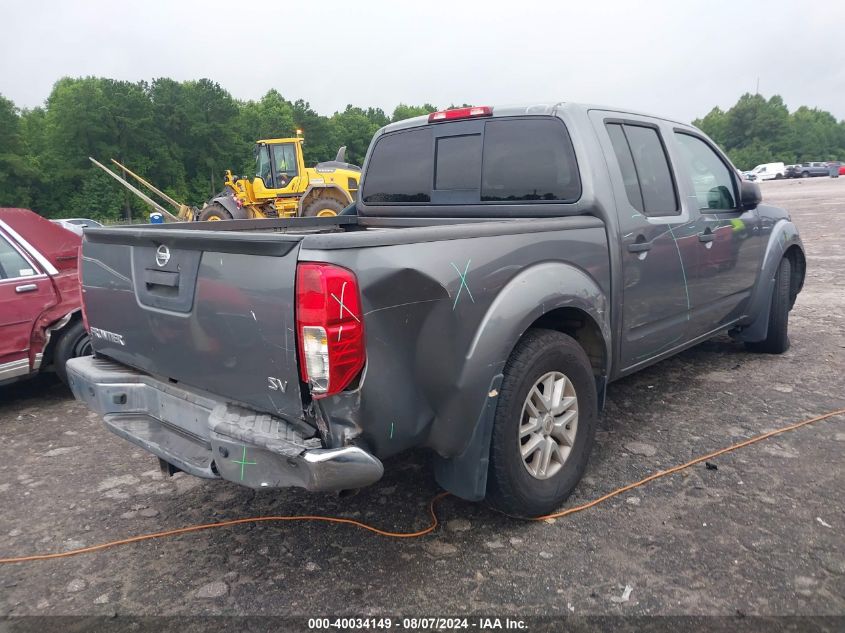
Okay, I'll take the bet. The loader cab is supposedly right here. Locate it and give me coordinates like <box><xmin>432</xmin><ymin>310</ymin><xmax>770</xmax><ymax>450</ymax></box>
<box><xmin>252</xmin><ymin>138</ymin><xmax>305</xmax><ymax>194</ymax></box>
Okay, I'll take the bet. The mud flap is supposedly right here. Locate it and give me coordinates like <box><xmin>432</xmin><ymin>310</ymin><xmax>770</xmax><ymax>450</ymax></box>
<box><xmin>596</xmin><ymin>375</ymin><xmax>608</xmax><ymax>411</ymax></box>
<box><xmin>732</xmin><ymin>270</ymin><xmax>776</xmax><ymax>343</ymax></box>
<box><xmin>433</xmin><ymin>374</ymin><xmax>503</xmax><ymax>502</ymax></box>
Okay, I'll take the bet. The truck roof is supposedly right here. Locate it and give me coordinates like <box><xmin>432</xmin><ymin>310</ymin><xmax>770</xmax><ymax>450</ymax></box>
<box><xmin>379</xmin><ymin>102</ymin><xmax>691</xmax><ymax>135</ymax></box>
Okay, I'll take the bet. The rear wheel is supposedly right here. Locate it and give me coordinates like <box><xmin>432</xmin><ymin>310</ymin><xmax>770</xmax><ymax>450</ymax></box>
<box><xmin>199</xmin><ymin>203</ymin><xmax>233</xmax><ymax>221</ymax></box>
<box><xmin>302</xmin><ymin>196</ymin><xmax>344</xmax><ymax>217</ymax></box>
<box><xmin>746</xmin><ymin>257</ymin><xmax>791</xmax><ymax>354</ymax></box>
<box><xmin>486</xmin><ymin>329</ymin><xmax>597</xmax><ymax>517</ymax></box>
<box><xmin>54</xmin><ymin>320</ymin><xmax>92</xmax><ymax>385</ymax></box>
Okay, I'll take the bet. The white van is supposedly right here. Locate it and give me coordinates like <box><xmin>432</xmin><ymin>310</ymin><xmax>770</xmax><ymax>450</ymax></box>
<box><xmin>745</xmin><ymin>162</ymin><xmax>785</xmax><ymax>181</ymax></box>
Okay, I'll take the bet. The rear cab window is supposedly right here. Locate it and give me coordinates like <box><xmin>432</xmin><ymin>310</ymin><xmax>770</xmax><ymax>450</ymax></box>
<box><xmin>361</xmin><ymin>117</ymin><xmax>581</xmax><ymax>207</ymax></box>
<box><xmin>435</xmin><ymin>134</ymin><xmax>481</xmax><ymax>191</ymax></box>
<box><xmin>360</xmin><ymin>128</ymin><xmax>433</xmax><ymax>203</ymax></box>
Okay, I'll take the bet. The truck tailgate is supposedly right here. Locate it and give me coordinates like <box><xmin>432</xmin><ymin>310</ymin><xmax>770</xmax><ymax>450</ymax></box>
<box><xmin>81</xmin><ymin>227</ymin><xmax>305</xmax><ymax>421</ymax></box>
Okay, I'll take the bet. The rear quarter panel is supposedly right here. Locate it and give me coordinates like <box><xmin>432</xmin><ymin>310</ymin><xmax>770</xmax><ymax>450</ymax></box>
<box><xmin>302</xmin><ymin>219</ymin><xmax>610</xmax><ymax>460</ymax></box>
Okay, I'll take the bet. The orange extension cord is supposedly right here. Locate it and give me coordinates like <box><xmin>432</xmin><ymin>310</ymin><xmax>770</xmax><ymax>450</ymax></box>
<box><xmin>1</xmin><ymin>406</ymin><xmax>843</xmax><ymax>565</ymax></box>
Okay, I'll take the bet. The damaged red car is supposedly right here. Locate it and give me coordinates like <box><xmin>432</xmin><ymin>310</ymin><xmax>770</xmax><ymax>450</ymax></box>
<box><xmin>0</xmin><ymin>208</ymin><xmax>91</xmax><ymax>387</ymax></box>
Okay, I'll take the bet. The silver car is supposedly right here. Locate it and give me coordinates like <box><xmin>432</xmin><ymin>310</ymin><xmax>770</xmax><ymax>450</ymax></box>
<box><xmin>51</xmin><ymin>218</ymin><xmax>103</xmax><ymax>235</ymax></box>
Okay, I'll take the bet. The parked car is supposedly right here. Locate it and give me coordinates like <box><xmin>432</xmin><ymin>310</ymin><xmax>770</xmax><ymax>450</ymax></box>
<box><xmin>51</xmin><ymin>218</ymin><xmax>103</xmax><ymax>236</ymax></box>
<box><xmin>792</xmin><ymin>162</ymin><xmax>830</xmax><ymax>178</ymax></box>
<box><xmin>67</xmin><ymin>104</ymin><xmax>805</xmax><ymax>517</ymax></box>
<box><xmin>0</xmin><ymin>208</ymin><xmax>91</xmax><ymax>387</ymax></box>
<box><xmin>840</xmin><ymin>163</ymin><xmax>845</xmax><ymax>176</ymax></box>
<box><xmin>744</xmin><ymin>162</ymin><xmax>785</xmax><ymax>181</ymax></box>
<box><xmin>784</xmin><ymin>165</ymin><xmax>802</xmax><ymax>178</ymax></box>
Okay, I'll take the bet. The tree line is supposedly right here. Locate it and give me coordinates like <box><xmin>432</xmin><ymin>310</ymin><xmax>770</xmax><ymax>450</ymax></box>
<box><xmin>1</xmin><ymin>78</ymin><xmax>843</xmax><ymax>221</ymax></box>
<box><xmin>693</xmin><ymin>93</ymin><xmax>845</xmax><ymax>171</ymax></box>
<box><xmin>0</xmin><ymin>77</ymin><xmax>439</xmax><ymax>221</ymax></box>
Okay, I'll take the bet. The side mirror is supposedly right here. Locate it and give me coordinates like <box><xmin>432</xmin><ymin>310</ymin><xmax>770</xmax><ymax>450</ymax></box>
<box><xmin>740</xmin><ymin>180</ymin><xmax>762</xmax><ymax>209</ymax></box>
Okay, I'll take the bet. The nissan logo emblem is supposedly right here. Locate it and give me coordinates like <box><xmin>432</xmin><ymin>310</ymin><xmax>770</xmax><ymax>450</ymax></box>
<box><xmin>155</xmin><ymin>244</ymin><xmax>171</xmax><ymax>267</ymax></box>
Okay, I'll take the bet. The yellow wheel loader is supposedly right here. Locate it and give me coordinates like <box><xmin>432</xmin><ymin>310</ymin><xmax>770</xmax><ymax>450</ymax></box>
<box><xmin>90</xmin><ymin>136</ymin><xmax>361</xmax><ymax>222</ymax></box>
<box><xmin>201</xmin><ymin>137</ymin><xmax>362</xmax><ymax>220</ymax></box>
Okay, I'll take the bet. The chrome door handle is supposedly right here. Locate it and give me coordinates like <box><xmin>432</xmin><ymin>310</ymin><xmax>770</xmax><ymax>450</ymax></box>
<box><xmin>698</xmin><ymin>231</ymin><xmax>716</xmax><ymax>243</ymax></box>
<box><xmin>15</xmin><ymin>283</ymin><xmax>38</xmax><ymax>293</ymax></box>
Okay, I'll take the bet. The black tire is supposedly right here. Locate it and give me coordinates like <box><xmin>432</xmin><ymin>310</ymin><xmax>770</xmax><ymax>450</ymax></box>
<box><xmin>53</xmin><ymin>320</ymin><xmax>92</xmax><ymax>385</ymax></box>
<box><xmin>199</xmin><ymin>202</ymin><xmax>233</xmax><ymax>221</ymax></box>
<box><xmin>801</xmin><ymin>171</ymin><xmax>810</xmax><ymax>178</ymax></box>
<box><xmin>302</xmin><ymin>196</ymin><xmax>344</xmax><ymax>217</ymax></box>
<box><xmin>775</xmin><ymin>173</ymin><xmax>783</xmax><ymax>180</ymax></box>
<box><xmin>486</xmin><ymin>329</ymin><xmax>597</xmax><ymax>517</ymax></box>
<box><xmin>746</xmin><ymin>257</ymin><xmax>791</xmax><ymax>354</ymax></box>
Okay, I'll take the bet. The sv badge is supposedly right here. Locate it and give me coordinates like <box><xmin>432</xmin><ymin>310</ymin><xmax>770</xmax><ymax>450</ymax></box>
<box><xmin>267</xmin><ymin>376</ymin><xmax>288</xmax><ymax>393</ymax></box>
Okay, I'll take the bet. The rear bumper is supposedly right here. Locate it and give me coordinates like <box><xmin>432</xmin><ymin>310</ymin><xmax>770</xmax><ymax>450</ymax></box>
<box><xmin>66</xmin><ymin>356</ymin><xmax>383</xmax><ymax>491</ymax></box>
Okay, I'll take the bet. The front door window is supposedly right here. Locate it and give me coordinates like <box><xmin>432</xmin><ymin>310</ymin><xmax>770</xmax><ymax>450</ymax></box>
<box><xmin>674</xmin><ymin>133</ymin><xmax>737</xmax><ymax>210</ymax></box>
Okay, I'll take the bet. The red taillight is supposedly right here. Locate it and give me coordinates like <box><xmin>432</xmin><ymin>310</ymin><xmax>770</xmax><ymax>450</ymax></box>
<box><xmin>295</xmin><ymin>262</ymin><xmax>365</xmax><ymax>398</ymax></box>
<box><xmin>428</xmin><ymin>106</ymin><xmax>493</xmax><ymax>123</ymax></box>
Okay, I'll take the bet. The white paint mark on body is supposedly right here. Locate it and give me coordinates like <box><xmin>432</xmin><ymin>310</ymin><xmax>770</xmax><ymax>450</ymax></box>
<box><xmin>331</xmin><ymin>281</ymin><xmax>360</xmax><ymax>321</ymax></box>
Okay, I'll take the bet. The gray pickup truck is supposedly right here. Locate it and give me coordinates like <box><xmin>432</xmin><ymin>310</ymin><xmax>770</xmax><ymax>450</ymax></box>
<box><xmin>68</xmin><ymin>103</ymin><xmax>805</xmax><ymax>516</ymax></box>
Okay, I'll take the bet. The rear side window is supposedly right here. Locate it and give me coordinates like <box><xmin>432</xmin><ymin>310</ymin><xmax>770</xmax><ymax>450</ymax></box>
<box><xmin>0</xmin><ymin>235</ymin><xmax>38</xmax><ymax>280</ymax></box>
<box><xmin>606</xmin><ymin>124</ymin><xmax>644</xmax><ymax>212</ymax></box>
<box><xmin>362</xmin><ymin>117</ymin><xmax>581</xmax><ymax>205</ymax></box>
<box><xmin>605</xmin><ymin>122</ymin><xmax>678</xmax><ymax>216</ymax></box>
<box><xmin>362</xmin><ymin>127</ymin><xmax>433</xmax><ymax>203</ymax></box>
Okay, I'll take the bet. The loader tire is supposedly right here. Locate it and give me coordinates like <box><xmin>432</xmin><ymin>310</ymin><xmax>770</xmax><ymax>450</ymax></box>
<box><xmin>199</xmin><ymin>203</ymin><xmax>233</xmax><ymax>222</ymax></box>
<box><xmin>302</xmin><ymin>196</ymin><xmax>344</xmax><ymax>217</ymax></box>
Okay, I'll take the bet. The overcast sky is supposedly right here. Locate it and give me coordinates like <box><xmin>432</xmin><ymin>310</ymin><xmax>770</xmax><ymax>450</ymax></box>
<box><xmin>2</xmin><ymin>0</ymin><xmax>844</xmax><ymax>122</ymax></box>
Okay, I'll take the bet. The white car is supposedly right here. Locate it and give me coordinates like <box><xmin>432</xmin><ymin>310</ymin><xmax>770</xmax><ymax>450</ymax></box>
<box><xmin>744</xmin><ymin>162</ymin><xmax>785</xmax><ymax>181</ymax></box>
<box><xmin>51</xmin><ymin>218</ymin><xmax>103</xmax><ymax>235</ymax></box>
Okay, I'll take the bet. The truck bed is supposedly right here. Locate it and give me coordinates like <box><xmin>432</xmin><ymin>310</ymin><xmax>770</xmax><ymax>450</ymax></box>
<box><xmin>81</xmin><ymin>214</ymin><xmax>607</xmax><ymax>430</ymax></box>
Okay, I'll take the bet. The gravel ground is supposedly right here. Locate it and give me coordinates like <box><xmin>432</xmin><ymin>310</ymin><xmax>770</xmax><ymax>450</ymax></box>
<box><xmin>0</xmin><ymin>178</ymin><xmax>843</xmax><ymax>624</ymax></box>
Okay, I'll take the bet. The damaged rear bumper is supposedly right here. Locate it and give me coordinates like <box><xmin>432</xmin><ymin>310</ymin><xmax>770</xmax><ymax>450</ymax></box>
<box><xmin>66</xmin><ymin>356</ymin><xmax>383</xmax><ymax>491</ymax></box>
